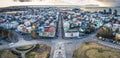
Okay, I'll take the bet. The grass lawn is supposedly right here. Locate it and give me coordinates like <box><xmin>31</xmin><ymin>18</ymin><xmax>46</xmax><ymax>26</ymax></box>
<box><xmin>73</xmin><ymin>42</ymin><xmax>120</xmax><ymax>58</ymax></box>
<box><xmin>16</xmin><ymin>45</ymin><xmax>33</xmax><ymax>51</ymax></box>
<box><xmin>26</xmin><ymin>44</ymin><xmax>51</xmax><ymax>58</ymax></box>
<box><xmin>0</xmin><ymin>50</ymin><xmax>18</xmax><ymax>58</ymax></box>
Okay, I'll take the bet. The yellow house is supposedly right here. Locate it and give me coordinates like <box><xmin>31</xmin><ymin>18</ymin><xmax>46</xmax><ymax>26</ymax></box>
<box><xmin>115</xmin><ymin>33</ymin><xmax>120</xmax><ymax>41</ymax></box>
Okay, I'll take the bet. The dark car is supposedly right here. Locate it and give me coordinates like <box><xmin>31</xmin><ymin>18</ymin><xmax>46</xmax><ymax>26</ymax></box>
<box><xmin>0</xmin><ymin>43</ymin><xmax>2</xmax><ymax>45</ymax></box>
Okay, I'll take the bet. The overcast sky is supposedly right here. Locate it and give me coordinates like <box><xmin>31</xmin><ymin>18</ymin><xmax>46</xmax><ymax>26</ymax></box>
<box><xmin>96</xmin><ymin>0</ymin><xmax>120</xmax><ymax>7</ymax></box>
<box><xmin>0</xmin><ymin>0</ymin><xmax>119</xmax><ymax>7</ymax></box>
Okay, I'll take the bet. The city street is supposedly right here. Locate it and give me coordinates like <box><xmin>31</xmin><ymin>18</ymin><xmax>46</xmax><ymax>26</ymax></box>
<box><xmin>0</xmin><ymin>11</ymin><xmax>120</xmax><ymax>58</ymax></box>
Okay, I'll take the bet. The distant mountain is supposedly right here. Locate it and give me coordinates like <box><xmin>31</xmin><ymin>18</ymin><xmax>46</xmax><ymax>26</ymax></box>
<box><xmin>14</xmin><ymin>0</ymin><xmax>32</xmax><ymax>2</ymax></box>
<box><xmin>83</xmin><ymin>4</ymin><xmax>100</xmax><ymax>7</ymax></box>
<box><xmin>115</xmin><ymin>6</ymin><xmax>120</xmax><ymax>7</ymax></box>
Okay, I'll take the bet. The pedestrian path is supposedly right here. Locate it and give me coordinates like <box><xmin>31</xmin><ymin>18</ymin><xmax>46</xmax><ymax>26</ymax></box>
<box><xmin>53</xmin><ymin>42</ymin><xmax>66</xmax><ymax>58</ymax></box>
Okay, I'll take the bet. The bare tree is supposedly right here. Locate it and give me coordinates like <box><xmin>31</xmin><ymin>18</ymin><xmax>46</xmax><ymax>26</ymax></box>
<box><xmin>8</xmin><ymin>30</ymin><xmax>12</xmax><ymax>41</ymax></box>
<box><xmin>97</xmin><ymin>27</ymin><xmax>114</xmax><ymax>39</ymax></box>
<box><xmin>1</xmin><ymin>31</ymin><xmax>4</xmax><ymax>38</ymax></box>
<box><xmin>31</xmin><ymin>30</ymin><xmax>38</xmax><ymax>39</ymax></box>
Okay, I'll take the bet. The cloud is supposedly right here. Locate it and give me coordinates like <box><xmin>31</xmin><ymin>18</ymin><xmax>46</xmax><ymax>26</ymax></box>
<box><xmin>0</xmin><ymin>0</ymin><xmax>103</xmax><ymax>7</ymax></box>
<box><xmin>96</xmin><ymin>0</ymin><xmax>120</xmax><ymax>7</ymax></box>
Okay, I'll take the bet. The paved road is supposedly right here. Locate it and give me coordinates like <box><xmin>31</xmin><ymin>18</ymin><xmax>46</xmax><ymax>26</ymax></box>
<box><xmin>52</xmin><ymin>42</ymin><xmax>66</xmax><ymax>58</ymax></box>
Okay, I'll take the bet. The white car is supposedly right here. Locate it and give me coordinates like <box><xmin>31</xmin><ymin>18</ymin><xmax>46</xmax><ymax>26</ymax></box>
<box><xmin>8</xmin><ymin>43</ymin><xmax>15</xmax><ymax>46</ymax></box>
